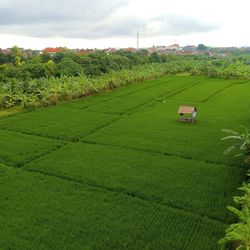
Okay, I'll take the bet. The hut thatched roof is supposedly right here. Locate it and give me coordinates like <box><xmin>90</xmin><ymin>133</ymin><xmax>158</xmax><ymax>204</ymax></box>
<box><xmin>178</xmin><ymin>106</ymin><xmax>196</xmax><ymax>114</ymax></box>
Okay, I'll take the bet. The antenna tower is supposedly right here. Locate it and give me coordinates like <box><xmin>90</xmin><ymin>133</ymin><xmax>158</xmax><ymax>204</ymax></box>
<box><xmin>137</xmin><ymin>25</ymin><xmax>139</xmax><ymax>50</ymax></box>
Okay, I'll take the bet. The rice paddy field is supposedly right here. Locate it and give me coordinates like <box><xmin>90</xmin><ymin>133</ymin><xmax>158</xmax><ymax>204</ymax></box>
<box><xmin>0</xmin><ymin>75</ymin><xmax>249</xmax><ymax>249</ymax></box>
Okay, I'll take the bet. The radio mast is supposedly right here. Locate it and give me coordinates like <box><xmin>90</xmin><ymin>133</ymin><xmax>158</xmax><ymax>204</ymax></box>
<box><xmin>137</xmin><ymin>25</ymin><xmax>139</xmax><ymax>50</ymax></box>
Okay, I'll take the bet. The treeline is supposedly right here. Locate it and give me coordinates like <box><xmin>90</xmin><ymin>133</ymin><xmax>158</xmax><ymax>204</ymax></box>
<box><xmin>0</xmin><ymin>46</ymin><xmax>250</xmax><ymax>109</ymax></box>
<box><xmin>190</xmin><ymin>58</ymin><xmax>250</xmax><ymax>79</ymax></box>
<box><xmin>1</xmin><ymin>46</ymin><xmax>250</xmax><ymax>82</ymax></box>
<box><xmin>0</xmin><ymin>61</ymin><xmax>194</xmax><ymax>108</ymax></box>
<box><xmin>0</xmin><ymin>46</ymin><xmax>181</xmax><ymax>81</ymax></box>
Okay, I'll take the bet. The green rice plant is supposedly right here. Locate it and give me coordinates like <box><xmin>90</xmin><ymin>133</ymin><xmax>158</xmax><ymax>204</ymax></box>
<box><xmin>169</xmin><ymin>78</ymin><xmax>235</xmax><ymax>102</ymax></box>
<box><xmin>0</xmin><ymin>168</ymin><xmax>226</xmax><ymax>250</ymax></box>
<box><xmin>87</xmin><ymin>76</ymin><xmax>197</xmax><ymax>114</ymax></box>
<box><xmin>206</xmin><ymin>82</ymin><xmax>250</xmax><ymax>105</ymax></box>
<box><xmin>24</xmin><ymin>142</ymin><xmax>243</xmax><ymax>222</ymax></box>
<box><xmin>0</xmin><ymin>129</ymin><xmax>64</xmax><ymax>167</ymax></box>
<box><xmin>0</xmin><ymin>106</ymin><xmax>119</xmax><ymax>141</ymax></box>
<box><xmin>85</xmin><ymin>98</ymin><xmax>245</xmax><ymax>166</ymax></box>
<box><xmin>1</xmin><ymin>75</ymin><xmax>248</xmax><ymax>249</ymax></box>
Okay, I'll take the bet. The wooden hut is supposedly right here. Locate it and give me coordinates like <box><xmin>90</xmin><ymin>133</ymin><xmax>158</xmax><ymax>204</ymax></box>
<box><xmin>178</xmin><ymin>106</ymin><xmax>197</xmax><ymax>123</ymax></box>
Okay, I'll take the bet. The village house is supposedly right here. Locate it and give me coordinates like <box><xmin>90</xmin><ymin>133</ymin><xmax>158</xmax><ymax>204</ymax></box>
<box><xmin>103</xmin><ymin>48</ymin><xmax>117</xmax><ymax>54</ymax></box>
<box><xmin>182</xmin><ymin>45</ymin><xmax>197</xmax><ymax>54</ymax></box>
<box><xmin>0</xmin><ymin>48</ymin><xmax>11</xmax><ymax>54</ymax></box>
<box><xmin>147</xmin><ymin>46</ymin><xmax>157</xmax><ymax>54</ymax></box>
<box><xmin>42</xmin><ymin>47</ymin><xmax>64</xmax><ymax>55</ymax></box>
<box><xmin>166</xmin><ymin>44</ymin><xmax>181</xmax><ymax>51</ymax></box>
<box><xmin>122</xmin><ymin>47</ymin><xmax>137</xmax><ymax>52</ymax></box>
<box><xmin>147</xmin><ymin>44</ymin><xmax>181</xmax><ymax>55</ymax></box>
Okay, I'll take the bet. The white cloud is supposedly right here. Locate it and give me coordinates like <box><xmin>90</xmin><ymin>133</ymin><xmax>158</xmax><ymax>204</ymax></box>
<box><xmin>0</xmin><ymin>0</ymin><xmax>249</xmax><ymax>49</ymax></box>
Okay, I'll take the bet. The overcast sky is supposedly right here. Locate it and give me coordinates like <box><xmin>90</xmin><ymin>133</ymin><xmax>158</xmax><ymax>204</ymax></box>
<box><xmin>0</xmin><ymin>0</ymin><xmax>249</xmax><ymax>49</ymax></box>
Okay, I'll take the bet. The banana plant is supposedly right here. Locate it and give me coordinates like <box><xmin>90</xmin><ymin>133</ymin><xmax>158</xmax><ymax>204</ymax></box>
<box><xmin>219</xmin><ymin>206</ymin><xmax>250</xmax><ymax>250</ymax></box>
<box><xmin>219</xmin><ymin>183</ymin><xmax>250</xmax><ymax>250</ymax></box>
<box><xmin>221</xmin><ymin>125</ymin><xmax>250</xmax><ymax>161</ymax></box>
<box><xmin>0</xmin><ymin>62</ymin><xmax>192</xmax><ymax>109</ymax></box>
<box><xmin>234</xmin><ymin>183</ymin><xmax>250</xmax><ymax>211</ymax></box>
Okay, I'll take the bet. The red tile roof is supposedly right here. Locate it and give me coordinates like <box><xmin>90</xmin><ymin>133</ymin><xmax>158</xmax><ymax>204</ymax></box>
<box><xmin>43</xmin><ymin>47</ymin><xmax>63</xmax><ymax>53</ymax></box>
<box><xmin>123</xmin><ymin>47</ymin><xmax>137</xmax><ymax>52</ymax></box>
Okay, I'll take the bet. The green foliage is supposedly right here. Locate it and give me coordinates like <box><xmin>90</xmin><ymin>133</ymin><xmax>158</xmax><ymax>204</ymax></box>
<box><xmin>5</xmin><ymin>63</ymin><xmax>49</xmax><ymax>81</ymax></box>
<box><xmin>79</xmin><ymin>50</ymin><xmax>142</xmax><ymax>76</ymax></box>
<box><xmin>0</xmin><ymin>51</ymin><xmax>11</xmax><ymax>64</ymax></box>
<box><xmin>46</xmin><ymin>60</ymin><xmax>57</xmax><ymax>76</ymax></box>
<box><xmin>52</xmin><ymin>52</ymin><xmax>65</xmax><ymax>63</ymax></box>
<box><xmin>221</xmin><ymin>125</ymin><xmax>250</xmax><ymax>161</ymax></box>
<box><xmin>219</xmin><ymin>183</ymin><xmax>250</xmax><ymax>250</ymax></box>
<box><xmin>6</xmin><ymin>66</ymin><xmax>31</xmax><ymax>81</ymax></box>
<box><xmin>234</xmin><ymin>183</ymin><xmax>250</xmax><ymax>208</ymax></box>
<box><xmin>57</xmin><ymin>57</ymin><xmax>84</xmax><ymax>76</ymax></box>
<box><xmin>40</xmin><ymin>52</ymin><xmax>51</xmax><ymax>63</ymax></box>
<box><xmin>220</xmin><ymin>121</ymin><xmax>250</xmax><ymax>248</ymax></box>
<box><xmin>14</xmin><ymin>56</ymin><xmax>25</xmax><ymax>67</ymax></box>
<box><xmin>1</xmin><ymin>47</ymin><xmax>250</xmax><ymax>84</ymax></box>
<box><xmin>10</xmin><ymin>45</ymin><xmax>22</xmax><ymax>58</ymax></box>
<box><xmin>0</xmin><ymin>64</ymin><xmax>8</xmax><ymax>81</ymax></box>
<box><xmin>24</xmin><ymin>63</ymin><xmax>49</xmax><ymax>79</ymax></box>
<box><xmin>219</xmin><ymin>207</ymin><xmax>250</xmax><ymax>250</ymax></box>
<box><xmin>150</xmin><ymin>52</ymin><xmax>162</xmax><ymax>63</ymax></box>
<box><xmin>0</xmin><ymin>62</ymin><xmax>196</xmax><ymax>108</ymax></box>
